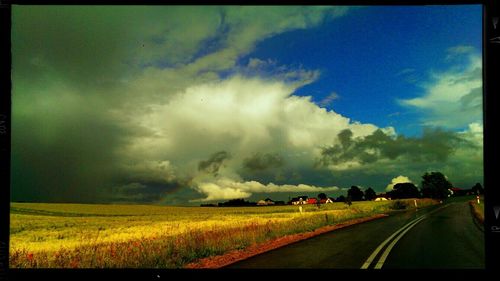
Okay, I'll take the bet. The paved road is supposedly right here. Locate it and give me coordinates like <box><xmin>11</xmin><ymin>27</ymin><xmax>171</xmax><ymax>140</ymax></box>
<box><xmin>226</xmin><ymin>199</ymin><xmax>484</xmax><ymax>269</ymax></box>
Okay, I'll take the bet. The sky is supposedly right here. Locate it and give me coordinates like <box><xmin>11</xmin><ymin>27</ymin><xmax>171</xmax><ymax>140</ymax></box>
<box><xmin>11</xmin><ymin>5</ymin><xmax>483</xmax><ymax>205</ymax></box>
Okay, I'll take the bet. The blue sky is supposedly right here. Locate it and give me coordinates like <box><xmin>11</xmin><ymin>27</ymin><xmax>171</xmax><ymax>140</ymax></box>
<box><xmin>12</xmin><ymin>6</ymin><xmax>484</xmax><ymax>204</ymax></box>
<box><xmin>242</xmin><ymin>5</ymin><xmax>482</xmax><ymax>136</ymax></box>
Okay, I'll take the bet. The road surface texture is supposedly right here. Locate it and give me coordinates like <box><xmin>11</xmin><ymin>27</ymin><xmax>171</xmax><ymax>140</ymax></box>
<box><xmin>226</xmin><ymin>198</ymin><xmax>484</xmax><ymax>269</ymax></box>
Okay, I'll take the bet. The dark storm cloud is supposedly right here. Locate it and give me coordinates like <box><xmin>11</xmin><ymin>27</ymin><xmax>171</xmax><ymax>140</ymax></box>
<box><xmin>11</xmin><ymin>6</ymin><xmax>142</xmax><ymax>89</ymax></box>
<box><xmin>198</xmin><ymin>151</ymin><xmax>231</xmax><ymax>176</ymax></box>
<box><xmin>109</xmin><ymin>180</ymin><xmax>191</xmax><ymax>203</ymax></box>
<box><xmin>242</xmin><ymin>152</ymin><xmax>284</xmax><ymax>171</ymax></box>
<box><xmin>318</xmin><ymin>128</ymin><xmax>469</xmax><ymax>167</ymax></box>
<box><xmin>11</xmin><ymin>107</ymin><xmax>129</xmax><ymax>203</ymax></box>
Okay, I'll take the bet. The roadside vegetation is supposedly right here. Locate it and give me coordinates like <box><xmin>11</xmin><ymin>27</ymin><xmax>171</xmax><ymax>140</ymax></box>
<box><xmin>10</xmin><ymin>199</ymin><xmax>437</xmax><ymax>268</ymax></box>
<box><xmin>469</xmin><ymin>197</ymin><xmax>484</xmax><ymax>223</ymax></box>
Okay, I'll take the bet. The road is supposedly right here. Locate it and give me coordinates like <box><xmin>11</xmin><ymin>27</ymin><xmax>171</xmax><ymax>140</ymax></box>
<box><xmin>226</xmin><ymin>198</ymin><xmax>484</xmax><ymax>269</ymax></box>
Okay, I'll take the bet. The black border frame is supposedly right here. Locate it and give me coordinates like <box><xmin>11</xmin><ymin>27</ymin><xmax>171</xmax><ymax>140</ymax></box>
<box><xmin>1</xmin><ymin>0</ymin><xmax>499</xmax><ymax>280</ymax></box>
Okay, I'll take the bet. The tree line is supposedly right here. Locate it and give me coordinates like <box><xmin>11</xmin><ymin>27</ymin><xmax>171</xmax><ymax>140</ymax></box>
<box><xmin>335</xmin><ymin>171</ymin><xmax>483</xmax><ymax>203</ymax></box>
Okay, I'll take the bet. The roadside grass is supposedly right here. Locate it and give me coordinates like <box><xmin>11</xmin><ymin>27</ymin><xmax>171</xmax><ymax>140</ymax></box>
<box><xmin>10</xmin><ymin>199</ymin><xmax>437</xmax><ymax>268</ymax></box>
<box><xmin>469</xmin><ymin>197</ymin><xmax>484</xmax><ymax>224</ymax></box>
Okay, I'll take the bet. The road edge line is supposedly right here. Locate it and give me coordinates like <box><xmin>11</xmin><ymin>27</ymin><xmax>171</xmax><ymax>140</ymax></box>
<box><xmin>360</xmin><ymin>215</ymin><xmax>424</xmax><ymax>269</ymax></box>
<box><xmin>373</xmin><ymin>216</ymin><xmax>427</xmax><ymax>269</ymax></box>
<box><xmin>372</xmin><ymin>203</ymin><xmax>451</xmax><ymax>269</ymax></box>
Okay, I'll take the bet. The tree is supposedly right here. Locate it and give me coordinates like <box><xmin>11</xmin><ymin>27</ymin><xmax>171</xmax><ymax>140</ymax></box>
<box><xmin>348</xmin><ymin>186</ymin><xmax>364</xmax><ymax>201</ymax></box>
<box><xmin>471</xmin><ymin>183</ymin><xmax>484</xmax><ymax>195</ymax></box>
<box><xmin>345</xmin><ymin>195</ymin><xmax>352</xmax><ymax>206</ymax></box>
<box><xmin>420</xmin><ymin>172</ymin><xmax>452</xmax><ymax>199</ymax></box>
<box><xmin>364</xmin><ymin>187</ymin><xmax>377</xmax><ymax>201</ymax></box>
<box><xmin>318</xmin><ymin>193</ymin><xmax>328</xmax><ymax>200</ymax></box>
<box><xmin>390</xmin><ymin>182</ymin><xmax>420</xmax><ymax>199</ymax></box>
<box><xmin>336</xmin><ymin>195</ymin><xmax>346</xmax><ymax>202</ymax></box>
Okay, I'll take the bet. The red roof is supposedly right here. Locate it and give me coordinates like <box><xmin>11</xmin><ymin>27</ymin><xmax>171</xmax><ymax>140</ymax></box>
<box><xmin>307</xmin><ymin>198</ymin><xmax>317</xmax><ymax>204</ymax></box>
<box><xmin>451</xmin><ymin>187</ymin><xmax>463</xmax><ymax>191</ymax></box>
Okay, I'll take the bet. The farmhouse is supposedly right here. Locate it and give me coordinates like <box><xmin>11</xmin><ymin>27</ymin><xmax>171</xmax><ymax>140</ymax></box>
<box><xmin>256</xmin><ymin>200</ymin><xmax>268</xmax><ymax>206</ymax></box>
<box><xmin>307</xmin><ymin>198</ymin><xmax>318</xmax><ymax>204</ymax></box>
<box><xmin>449</xmin><ymin>187</ymin><xmax>466</xmax><ymax>196</ymax></box>
<box><xmin>264</xmin><ymin>198</ymin><xmax>275</xmax><ymax>205</ymax></box>
<box><xmin>320</xmin><ymin>198</ymin><xmax>334</xmax><ymax>204</ymax></box>
<box><xmin>257</xmin><ymin>198</ymin><xmax>277</xmax><ymax>206</ymax></box>
<box><xmin>290</xmin><ymin>196</ymin><xmax>308</xmax><ymax>205</ymax></box>
<box><xmin>375</xmin><ymin>193</ymin><xmax>391</xmax><ymax>201</ymax></box>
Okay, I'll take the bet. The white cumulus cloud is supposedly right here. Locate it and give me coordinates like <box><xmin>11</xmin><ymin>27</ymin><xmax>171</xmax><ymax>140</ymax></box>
<box><xmin>191</xmin><ymin>177</ymin><xmax>341</xmax><ymax>202</ymax></box>
<box><xmin>386</xmin><ymin>175</ymin><xmax>413</xmax><ymax>192</ymax></box>
<box><xmin>399</xmin><ymin>48</ymin><xmax>482</xmax><ymax>129</ymax></box>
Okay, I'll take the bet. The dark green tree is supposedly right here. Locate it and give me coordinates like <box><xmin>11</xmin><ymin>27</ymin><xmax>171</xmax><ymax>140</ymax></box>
<box><xmin>471</xmin><ymin>183</ymin><xmax>484</xmax><ymax>195</ymax></box>
<box><xmin>345</xmin><ymin>195</ymin><xmax>352</xmax><ymax>206</ymax></box>
<box><xmin>364</xmin><ymin>187</ymin><xmax>377</xmax><ymax>201</ymax></box>
<box><xmin>348</xmin><ymin>186</ymin><xmax>364</xmax><ymax>201</ymax></box>
<box><xmin>318</xmin><ymin>193</ymin><xmax>328</xmax><ymax>200</ymax></box>
<box><xmin>336</xmin><ymin>195</ymin><xmax>346</xmax><ymax>202</ymax></box>
<box><xmin>390</xmin><ymin>182</ymin><xmax>420</xmax><ymax>199</ymax></box>
<box><xmin>420</xmin><ymin>172</ymin><xmax>452</xmax><ymax>199</ymax></box>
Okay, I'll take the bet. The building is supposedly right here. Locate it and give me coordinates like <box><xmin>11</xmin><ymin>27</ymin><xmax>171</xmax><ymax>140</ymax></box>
<box><xmin>264</xmin><ymin>198</ymin><xmax>275</xmax><ymax>205</ymax></box>
<box><xmin>319</xmin><ymin>198</ymin><xmax>334</xmax><ymax>204</ymax></box>
<box><xmin>307</xmin><ymin>198</ymin><xmax>318</xmax><ymax>204</ymax></box>
<box><xmin>290</xmin><ymin>196</ymin><xmax>308</xmax><ymax>205</ymax></box>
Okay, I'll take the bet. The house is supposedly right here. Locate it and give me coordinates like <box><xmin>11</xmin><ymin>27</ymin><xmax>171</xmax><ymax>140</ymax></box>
<box><xmin>290</xmin><ymin>196</ymin><xmax>308</xmax><ymax>205</ymax></box>
<box><xmin>257</xmin><ymin>200</ymin><xmax>268</xmax><ymax>206</ymax></box>
<box><xmin>307</xmin><ymin>198</ymin><xmax>318</xmax><ymax>204</ymax></box>
<box><xmin>264</xmin><ymin>198</ymin><xmax>275</xmax><ymax>205</ymax></box>
<box><xmin>256</xmin><ymin>198</ymin><xmax>277</xmax><ymax>206</ymax></box>
<box><xmin>449</xmin><ymin>187</ymin><xmax>466</xmax><ymax>196</ymax></box>
<box><xmin>375</xmin><ymin>193</ymin><xmax>391</xmax><ymax>201</ymax></box>
<box><xmin>319</xmin><ymin>198</ymin><xmax>333</xmax><ymax>204</ymax></box>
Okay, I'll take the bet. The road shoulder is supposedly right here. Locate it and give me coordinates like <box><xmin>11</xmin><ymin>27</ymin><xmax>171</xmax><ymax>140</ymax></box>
<box><xmin>184</xmin><ymin>214</ymin><xmax>388</xmax><ymax>269</ymax></box>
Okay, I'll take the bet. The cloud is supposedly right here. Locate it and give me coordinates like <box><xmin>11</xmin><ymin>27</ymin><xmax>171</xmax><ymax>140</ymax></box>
<box><xmin>396</xmin><ymin>68</ymin><xmax>421</xmax><ymax>84</ymax></box>
<box><xmin>397</xmin><ymin>68</ymin><xmax>415</xmax><ymax>76</ymax></box>
<box><xmin>319</xmin><ymin>92</ymin><xmax>340</xmax><ymax>107</ymax></box>
<box><xmin>399</xmin><ymin>48</ymin><xmax>482</xmax><ymax>129</ymax></box>
<box><xmin>446</xmin><ymin>45</ymin><xmax>475</xmax><ymax>60</ymax></box>
<box><xmin>318</xmin><ymin>127</ymin><xmax>464</xmax><ymax>169</ymax></box>
<box><xmin>11</xmin><ymin>7</ymin><xmax>483</xmax><ymax>204</ymax></box>
<box><xmin>243</xmin><ymin>58</ymin><xmax>321</xmax><ymax>88</ymax></box>
<box><xmin>123</xmin><ymin>75</ymin><xmax>381</xmax><ymax>199</ymax></box>
<box><xmin>386</xmin><ymin>176</ymin><xmax>413</xmax><ymax>192</ymax></box>
<box><xmin>191</xmin><ymin>178</ymin><xmax>341</xmax><ymax>202</ymax></box>
<box><xmin>198</xmin><ymin>151</ymin><xmax>231</xmax><ymax>176</ymax></box>
<box><xmin>11</xmin><ymin>6</ymin><xmax>352</xmax><ymax>203</ymax></box>
<box><xmin>243</xmin><ymin>152</ymin><xmax>284</xmax><ymax>171</ymax></box>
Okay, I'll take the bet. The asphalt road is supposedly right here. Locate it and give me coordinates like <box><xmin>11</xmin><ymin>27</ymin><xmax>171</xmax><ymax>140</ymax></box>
<box><xmin>226</xmin><ymin>198</ymin><xmax>485</xmax><ymax>269</ymax></box>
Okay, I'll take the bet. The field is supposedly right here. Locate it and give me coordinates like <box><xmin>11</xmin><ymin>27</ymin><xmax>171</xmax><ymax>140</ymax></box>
<box><xmin>10</xmin><ymin>199</ymin><xmax>437</xmax><ymax>268</ymax></box>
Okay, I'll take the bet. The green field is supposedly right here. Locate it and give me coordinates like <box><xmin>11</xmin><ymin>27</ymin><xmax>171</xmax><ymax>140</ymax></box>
<box><xmin>10</xmin><ymin>199</ymin><xmax>437</xmax><ymax>268</ymax></box>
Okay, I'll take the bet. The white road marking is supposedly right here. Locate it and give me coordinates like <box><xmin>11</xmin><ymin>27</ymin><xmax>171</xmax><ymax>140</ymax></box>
<box><xmin>360</xmin><ymin>216</ymin><xmax>425</xmax><ymax>269</ymax></box>
<box><xmin>361</xmin><ymin>204</ymin><xmax>451</xmax><ymax>269</ymax></box>
<box><xmin>373</xmin><ymin>216</ymin><xmax>426</xmax><ymax>269</ymax></box>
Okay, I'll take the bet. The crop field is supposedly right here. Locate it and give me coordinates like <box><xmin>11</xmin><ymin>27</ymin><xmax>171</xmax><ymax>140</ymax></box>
<box><xmin>10</xmin><ymin>199</ymin><xmax>437</xmax><ymax>268</ymax></box>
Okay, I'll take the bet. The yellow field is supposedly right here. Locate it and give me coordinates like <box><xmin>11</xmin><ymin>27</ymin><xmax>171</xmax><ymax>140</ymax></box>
<box><xmin>10</xmin><ymin>199</ymin><xmax>437</xmax><ymax>268</ymax></box>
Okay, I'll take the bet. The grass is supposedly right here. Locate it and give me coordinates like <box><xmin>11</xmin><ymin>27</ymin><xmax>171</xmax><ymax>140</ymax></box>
<box><xmin>469</xmin><ymin>197</ymin><xmax>484</xmax><ymax>223</ymax></box>
<box><xmin>10</xmin><ymin>198</ymin><xmax>438</xmax><ymax>268</ymax></box>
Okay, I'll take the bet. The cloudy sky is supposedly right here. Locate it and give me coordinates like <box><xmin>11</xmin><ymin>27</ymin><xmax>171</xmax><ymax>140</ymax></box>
<box><xmin>11</xmin><ymin>5</ymin><xmax>483</xmax><ymax>205</ymax></box>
